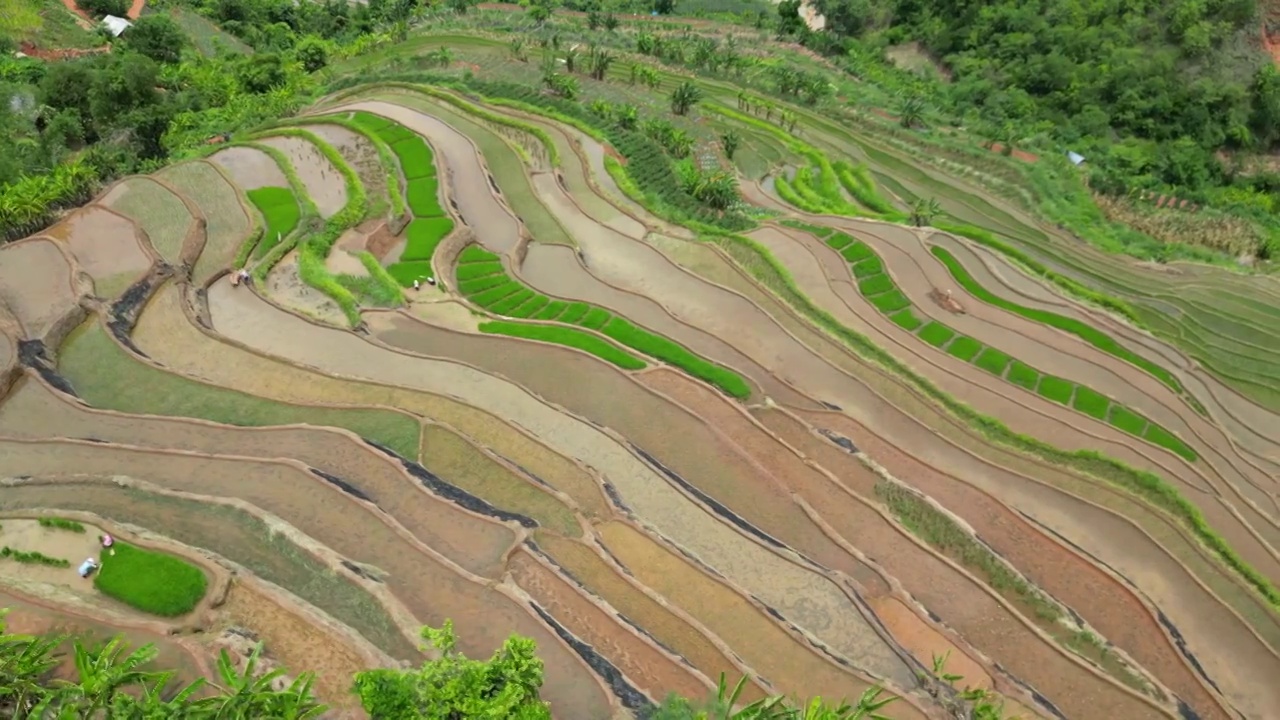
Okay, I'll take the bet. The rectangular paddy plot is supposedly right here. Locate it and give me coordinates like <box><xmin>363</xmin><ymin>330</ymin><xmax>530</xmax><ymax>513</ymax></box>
<box><xmin>453</xmin><ymin>245</ymin><xmax>749</xmax><ymax>397</ymax></box>
<box><xmin>795</xmin><ymin>222</ymin><xmax>1199</xmax><ymax>461</ymax></box>
<box><xmin>100</xmin><ymin>177</ymin><xmax>192</xmax><ymax>263</ymax></box>
<box><xmin>156</xmin><ymin>161</ymin><xmax>249</xmax><ymax>284</ymax></box>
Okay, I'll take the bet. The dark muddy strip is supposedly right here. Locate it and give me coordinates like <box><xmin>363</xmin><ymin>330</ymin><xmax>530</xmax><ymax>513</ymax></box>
<box><xmin>816</xmin><ymin>427</ymin><xmax>858</xmax><ymax>454</ymax></box>
<box><xmin>992</xmin><ymin>660</ymin><xmax>1068</xmax><ymax>720</ymax></box>
<box><xmin>819</xmin><ymin>400</ymin><xmax>843</xmax><ymax>411</ymax></box>
<box><xmin>310</xmin><ymin>467</ymin><xmax>377</xmax><ymax>505</ymax></box>
<box><xmin>341</xmin><ymin>559</ymin><xmax>383</xmax><ymax>584</ymax></box>
<box><xmin>365</xmin><ymin>439</ymin><xmax>537</xmax><ymax>528</ymax></box>
<box><xmin>528</xmin><ymin>601</ymin><xmax>654</xmax><ymax>712</ymax></box>
<box><xmin>18</xmin><ymin>340</ymin><xmax>79</xmax><ymax>398</ymax></box>
<box><xmin>107</xmin><ymin>267</ymin><xmax>171</xmax><ymax>357</ymax></box>
<box><xmin>494</xmin><ymin>453</ymin><xmax>554</xmax><ymax>490</ymax></box>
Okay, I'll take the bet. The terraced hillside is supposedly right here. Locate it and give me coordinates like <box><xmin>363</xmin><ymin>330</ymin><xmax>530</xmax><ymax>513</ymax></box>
<box><xmin>3</xmin><ymin>22</ymin><xmax>1280</xmax><ymax>720</ymax></box>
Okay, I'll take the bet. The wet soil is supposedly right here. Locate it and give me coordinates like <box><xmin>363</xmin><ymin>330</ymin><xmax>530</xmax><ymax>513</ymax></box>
<box><xmin>257</xmin><ymin>136</ymin><xmax>348</xmax><ymax>219</ymax></box>
<box><xmin>158</xmin><ymin>161</ymin><xmax>249</xmax><ymax>286</ymax></box>
<box><xmin>209</xmin><ymin>146</ymin><xmax>289</xmax><ymax>191</ymax></box>
<box><xmin>42</xmin><ymin>207</ymin><xmax>151</xmax><ymax>298</ymax></box>
<box><xmin>0</xmin><ymin>240</ymin><xmax>77</xmax><ymax>338</ymax></box>
<box><xmin>100</xmin><ymin>178</ymin><xmax>192</xmax><ymax>263</ymax></box>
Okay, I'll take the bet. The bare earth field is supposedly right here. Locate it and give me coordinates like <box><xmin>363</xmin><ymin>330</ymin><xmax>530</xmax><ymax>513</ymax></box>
<box><xmin>7</xmin><ymin>74</ymin><xmax>1280</xmax><ymax>720</ymax></box>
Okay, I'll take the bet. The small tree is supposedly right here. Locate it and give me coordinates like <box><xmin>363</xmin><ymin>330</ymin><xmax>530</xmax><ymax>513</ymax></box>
<box><xmin>721</xmin><ymin>129</ymin><xmax>741</xmax><ymax>160</ymax></box>
<box><xmin>121</xmin><ymin>14</ymin><xmax>186</xmax><ymax>64</ymax></box>
<box><xmin>588</xmin><ymin>45</ymin><xmax>613</xmax><ymax>81</ymax></box>
<box><xmin>910</xmin><ymin>197</ymin><xmax>942</xmax><ymax>227</ymax></box>
<box><xmin>670</xmin><ymin>81</ymin><xmax>702</xmax><ymax>116</ymax></box>
<box><xmin>294</xmin><ymin>36</ymin><xmax>330</xmax><ymax>73</ymax></box>
<box><xmin>898</xmin><ymin>94</ymin><xmax>926</xmax><ymax>129</ymax></box>
<box><xmin>603</xmin><ymin>12</ymin><xmax>619</xmax><ymax>31</ymax></box>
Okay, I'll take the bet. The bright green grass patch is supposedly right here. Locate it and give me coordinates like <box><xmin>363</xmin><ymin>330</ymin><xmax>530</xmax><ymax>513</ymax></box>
<box><xmin>599</xmin><ymin>317</ymin><xmax>752</xmax><ymax>399</ymax></box>
<box><xmin>406</xmin><ymin>177</ymin><xmax>445</xmax><ymax>218</ymax></box>
<box><xmin>1144</xmin><ymin>424</ymin><xmax>1199</xmax><ymax>461</ymax></box>
<box><xmin>455</xmin><ymin>262</ymin><xmax>505</xmax><ymax>282</ymax></box>
<box><xmin>851</xmin><ymin>256</ymin><xmax>884</xmax><ymax>278</ymax></box>
<box><xmin>825</xmin><ymin>234</ymin><xmax>854</xmax><ymax>251</ymax></box>
<box><xmin>469</xmin><ymin>281</ymin><xmax>522</xmax><ymax>307</ymax></box>
<box><xmin>578</xmin><ymin>307</ymin><xmax>612</xmax><ymax>330</ymax></box>
<box><xmin>386</xmin><ymin>261</ymin><xmax>434</xmax><ymax>288</ymax></box>
<box><xmin>1071</xmin><ymin>386</ymin><xmax>1111</xmax><ymax>420</ymax></box>
<box><xmin>391</xmin><ymin>137</ymin><xmax>436</xmax><ymax>180</ymax></box>
<box><xmin>840</xmin><ymin>243</ymin><xmax>875</xmax><ymax>264</ymax></box>
<box><xmin>1109</xmin><ymin>405</ymin><xmax>1149</xmax><ymax>436</ymax></box>
<box><xmin>1036</xmin><ymin>376</ymin><xmax>1075</xmax><ymax>405</ymax></box>
<box><xmin>858</xmin><ymin>274</ymin><xmax>894</xmax><ymax>297</ymax></box>
<box><xmin>39</xmin><ymin>517</ymin><xmax>85</xmax><ymax>533</ymax></box>
<box><xmin>458</xmin><ymin>274</ymin><xmax>512</xmax><ymax>295</ymax></box>
<box><xmin>511</xmin><ymin>295</ymin><xmax>549</xmax><ymax>318</ymax></box>
<box><xmin>95</xmin><ymin>542</ymin><xmax>208</xmax><ymax>617</ymax></box>
<box><xmin>974</xmin><ymin>347</ymin><xmax>1012</xmax><ymax>376</ymax></box>
<box><xmin>534</xmin><ymin>301</ymin><xmax>568</xmax><ymax>320</ymax></box>
<box><xmin>400</xmin><ymin>217</ymin><xmax>455</xmax><ymax>262</ymax></box>
<box><xmin>351</xmin><ymin>112</ymin><xmax>392</xmax><ymax>132</ymax></box>
<box><xmin>558</xmin><ymin>303</ymin><xmax>591</xmax><ymax>324</ymax></box>
<box><xmin>946</xmin><ymin>335</ymin><xmax>983</xmax><ymax>361</ymax></box>
<box><xmin>245</xmin><ymin>187</ymin><xmax>300</xmax><ymax>260</ymax></box>
<box><xmin>918</xmin><ymin>321</ymin><xmax>955</xmax><ymax>348</ymax></box>
<box><xmin>488</xmin><ymin>289</ymin><xmax>536</xmax><ymax>316</ymax></box>
<box><xmin>459</xmin><ymin>245</ymin><xmax>499</xmax><ymax>264</ymax></box>
<box><xmin>379</xmin><ymin>125</ymin><xmax>415</xmax><ymax>145</ymax></box>
<box><xmin>869</xmin><ymin>290</ymin><xmax>912</xmax><ymax>314</ymax></box>
<box><xmin>887</xmin><ymin>309</ymin><xmax>922</xmax><ymax>331</ymax></box>
<box><xmin>479</xmin><ymin>322</ymin><xmax>647</xmax><ymax>370</ymax></box>
<box><xmin>1007</xmin><ymin>361</ymin><xmax>1041</xmax><ymax>391</ymax></box>
<box><xmin>929</xmin><ymin>246</ymin><xmax>1184</xmax><ymax>396</ymax></box>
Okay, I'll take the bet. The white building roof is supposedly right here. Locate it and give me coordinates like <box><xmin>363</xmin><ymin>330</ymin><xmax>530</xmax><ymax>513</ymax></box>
<box><xmin>102</xmin><ymin>15</ymin><xmax>132</xmax><ymax>38</ymax></box>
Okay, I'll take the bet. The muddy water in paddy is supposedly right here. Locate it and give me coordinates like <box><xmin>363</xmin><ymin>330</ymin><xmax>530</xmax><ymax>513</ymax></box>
<box><xmin>532</xmin><ymin>531</ymin><xmax>769</xmax><ymax>703</ymax></box>
<box><xmin>0</xmin><ymin>239</ymin><xmax>77</xmax><ymax>338</ymax></box>
<box><xmin>596</xmin><ymin>521</ymin><xmax>926</xmax><ymax>719</ymax></box>
<box><xmin>42</xmin><ymin>206</ymin><xmax>151</xmax><ymax>300</ymax></box>
<box><xmin>0</xmin><ymin>482</ymin><xmax>417</xmax><ymax>660</ymax></box>
<box><xmin>420</xmin><ymin>423</ymin><xmax>581</xmax><ymax>538</ymax></box>
<box><xmin>206</xmin><ymin>282</ymin><xmax>917</xmax><ymax>689</ymax></box>
<box><xmin>0</xmin><ymin>376</ymin><xmax>516</xmax><ymax>579</ymax></box>
<box><xmin>0</xmin><ymin>440</ymin><xmax>613</xmax><ymax>719</ymax></box>
<box><xmin>256</xmin><ymin>136</ymin><xmax>348</xmax><ymax>219</ymax></box>
<box><xmin>132</xmin><ymin>284</ymin><xmax>610</xmax><ymax>519</ymax></box>
<box><xmin>509</xmin><ymin>545</ymin><xmax>712</xmax><ymax>702</ymax></box>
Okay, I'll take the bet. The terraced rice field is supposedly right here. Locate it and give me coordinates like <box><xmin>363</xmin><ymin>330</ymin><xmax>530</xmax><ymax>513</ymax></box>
<box><xmin>4</xmin><ymin>31</ymin><xmax>1280</xmax><ymax>720</ymax></box>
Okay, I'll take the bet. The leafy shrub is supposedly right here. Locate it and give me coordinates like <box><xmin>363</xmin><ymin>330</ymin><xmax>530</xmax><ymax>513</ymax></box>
<box><xmin>851</xmin><ymin>256</ymin><xmax>883</xmax><ymax>278</ymax></box>
<box><xmin>1006</xmin><ymin>361</ymin><xmax>1040</xmax><ymax>391</ymax></box>
<box><xmin>534</xmin><ymin>301</ymin><xmax>568</xmax><ymax>320</ymax></box>
<box><xmin>38</xmin><ymin>518</ymin><xmax>86</xmax><ymax>533</ymax></box>
<box><xmin>1071</xmin><ymin>386</ymin><xmax>1111</xmax><ymax>420</ymax></box>
<box><xmin>945</xmin><ymin>335</ymin><xmax>982</xmax><ymax>361</ymax></box>
<box><xmin>247</xmin><ymin>186</ymin><xmax>300</xmax><ymax>259</ymax></box>
<box><xmin>456</xmin><ymin>262</ymin><xmax>505</xmax><ymax>281</ymax></box>
<box><xmin>974</xmin><ymin>347</ymin><xmax>1012</xmax><ymax>376</ymax></box>
<box><xmin>479</xmin><ymin>322</ymin><xmax>647</xmax><ymax>370</ymax></box>
<box><xmin>400</xmin><ymin>217</ymin><xmax>455</xmax><ymax>261</ymax></box>
<box><xmin>1036</xmin><ymin>376</ymin><xmax>1075</xmax><ymax>405</ymax></box>
<box><xmin>889</xmin><ymin>309</ymin><xmax>924</xmax><ymax>331</ymax></box>
<box><xmin>77</xmin><ymin>0</ymin><xmax>127</xmax><ymax>17</ymax></box>
<box><xmin>511</xmin><ymin>295</ymin><xmax>549</xmax><ymax>318</ymax></box>
<box><xmin>869</xmin><ymin>290</ymin><xmax>911</xmax><ymax>313</ymax></box>
<box><xmin>1109</xmin><ymin>405</ymin><xmax>1149</xmax><ymax>436</ymax></box>
<box><xmin>459</xmin><ymin>274</ymin><xmax>512</xmax><ymax>294</ymax></box>
<box><xmin>95</xmin><ymin>543</ymin><xmax>207</xmax><ymax>617</ymax></box>
<box><xmin>406</xmin><ymin>178</ymin><xmax>445</xmax><ymax>218</ymax></box>
<box><xmin>858</xmin><ymin>273</ymin><xmax>894</xmax><ymax>297</ymax></box>
<box><xmin>917</xmin><ymin>321</ymin><xmax>955</xmax><ymax>348</ymax></box>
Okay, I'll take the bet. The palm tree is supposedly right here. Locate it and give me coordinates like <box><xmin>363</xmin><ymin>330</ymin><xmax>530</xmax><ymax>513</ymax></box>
<box><xmin>720</xmin><ymin>130</ymin><xmax>741</xmax><ymax>160</ymax></box>
<box><xmin>910</xmin><ymin>197</ymin><xmax>942</xmax><ymax>227</ymax></box>
<box><xmin>429</xmin><ymin>46</ymin><xmax>453</xmax><ymax>68</ymax></box>
<box><xmin>670</xmin><ymin>81</ymin><xmax>703</xmax><ymax>116</ymax></box>
<box><xmin>562</xmin><ymin>46</ymin><xmax>580</xmax><ymax>74</ymax></box>
<box><xmin>588</xmin><ymin>46</ymin><xmax>613</xmax><ymax>81</ymax></box>
<box><xmin>898</xmin><ymin>94</ymin><xmax>926</xmax><ymax>129</ymax></box>
<box><xmin>614</xmin><ymin>103</ymin><xmax>638</xmax><ymax>130</ymax></box>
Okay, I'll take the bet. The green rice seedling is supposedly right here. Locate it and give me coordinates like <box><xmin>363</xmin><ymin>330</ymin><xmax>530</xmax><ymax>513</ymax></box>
<box><xmin>487</xmin><ymin>289</ymin><xmax>536</xmax><ymax>316</ymax></box>
<box><xmin>858</xmin><ymin>274</ymin><xmax>895</xmax><ymax>297</ymax></box>
<box><xmin>458</xmin><ymin>274</ymin><xmax>512</xmax><ymax>295</ymax></box>
<box><xmin>479</xmin><ymin>322</ymin><xmax>647</xmax><ymax>370</ymax></box>
<box><xmin>558</xmin><ymin>302</ymin><xmax>591</xmax><ymax>324</ymax></box>
<box><xmin>577</xmin><ymin>307</ymin><xmax>613</xmax><ymax>330</ymax></box>
<box><xmin>1072</xmin><ymin>386</ymin><xmax>1111</xmax><ymax>420</ymax></box>
<box><xmin>377</xmin><ymin>125</ymin><xmax>416</xmax><ymax>146</ymax></box>
<box><xmin>95</xmin><ymin>542</ymin><xmax>208</xmax><ymax>617</ymax></box>
<box><xmin>974</xmin><ymin>347</ymin><xmax>1012</xmax><ymax>376</ymax></box>
<box><xmin>826</xmin><ymin>234</ymin><xmax>854</xmax><ymax>250</ymax></box>
<box><xmin>851</xmin><ymin>256</ymin><xmax>884</xmax><ymax>278</ymax></box>
<box><xmin>1109</xmin><ymin>405</ymin><xmax>1150</xmax><ymax>436</ymax></box>
<box><xmin>246</xmin><ymin>187</ymin><xmax>300</xmax><ymax>259</ymax></box>
<box><xmin>0</xmin><ymin>547</ymin><xmax>68</xmax><ymax>567</ymax></box>
<box><xmin>534</xmin><ymin>300</ymin><xmax>568</xmax><ymax>320</ymax></box>
<box><xmin>455</xmin><ymin>262</ymin><xmax>506</xmax><ymax>282</ymax></box>
<box><xmin>840</xmin><ymin>242</ymin><xmax>874</xmax><ymax>264</ymax></box>
<box><xmin>890</xmin><ymin>309</ymin><xmax>924</xmax><ymax>331</ymax></box>
<box><xmin>1007</xmin><ymin>361</ymin><xmax>1041</xmax><ymax>391</ymax></box>
<box><xmin>917</xmin><ymin>321</ymin><xmax>956</xmax><ymax>348</ymax></box>
<box><xmin>870</xmin><ymin>290</ymin><xmax>912</xmax><ymax>314</ymax></box>
<box><xmin>511</xmin><ymin>295</ymin><xmax>550</xmax><ymax>318</ymax></box>
<box><xmin>945</xmin><ymin>335</ymin><xmax>983</xmax><ymax>361</ymax></box>
<box><xmin>929</xmin><ymin>246</ymin><xmax>1183</xmax><ymax>395</ymax></box>
<box><xmin>599</xmin><ymin>317</ymin><xmax>752</xmax><ymax>399</ymax></box>
<box><xmin>468</xmin><ymin>280</ymin><xmax>522</xmax><ymax>307</ymax></box>
<box><xmin>1143</xmin><ymin>424</ymin><xmax>1199</xmax><ymax>461</ymax></box>
<box><xmin>39</xmin><ymin>517</ymin><xmax>86</xmax><ymax>533</ymax></box>
<box><xmin>392</xmin><ymin>137</ymin><xmax>436</xmax><ymax>179</ymax></box>
<box><xmin>1036</xmin><ymin>376</ymin><xmax>1075</xmax><ymax>405</ymax></box>
<box><xmin>400</xmin><ymin>217</ymin><xmax>456</xmax><ymax>262</ymax></box>
<box><xmin>350</xmin><ymin>111</ymin><xmax>392</xmax><ymax>132</ymax></box>
<box><xmin>406</xmin><ymin>178</ymin><xmax>445</xmax><ymax>218</ymax></box>
<box><xmin>459</xmin><ymin>245</ymin><xmax>499</xmax><ymax>264</ymax></box>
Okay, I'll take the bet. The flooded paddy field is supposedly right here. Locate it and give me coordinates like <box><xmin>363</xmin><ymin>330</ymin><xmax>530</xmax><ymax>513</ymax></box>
<box><xmin>5</xmin><ymin>75</ymin><xmax>1280</xmax><ymax>720</ymax></box>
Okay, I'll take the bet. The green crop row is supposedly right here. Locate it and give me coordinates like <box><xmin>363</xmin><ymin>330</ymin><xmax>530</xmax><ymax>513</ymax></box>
<box><xmin>0</xmin><ymin>547</ymin><xmax>68</xmax><ymax>567</ymax></box>
<box><xmin>929</xmin><ymin>245</ymin><xmax>1185</xmax><ymax>397</ymax></box>
<box><xmin>808</xmin><ymin>225</ymin><xmax>1198</xmax><ymax>462</ymax></box>
<box><xmin>246</xmin><ymin>186</ymin><xmax>300</xmax><ymax>260</ymax></box>
<box><xmin>707</xmin><ymin>229</ymin><xmax>1279</xmax><ymax>610</ymax></box>
<box><xmin>38</xmin><ymin>517</ymin><xmax>86</xmax><ymax>533</ymax></box>
<box><xmin>400</xmin><ymin>217</ymin><xmax>456</xmax><ymax>264</ymax></box>
<box><xmin>834</xmin><ymin>160</ymin><xmax>899</xmax><ymax>215</ymax></box>
<box><xmin>455</xmin><ymin>245</ymin><xmax>751</xmax><ymax>398</ymax></box>
<box><xmin>95</xmin><ymin>542</ymin><xmax>208</xmax><ymax>617</ymax></box>
<box><xmin>479</xmin><ymin>322</ymin><xmax>647</xmax><ymax>370</ymax></box>
<box><xmin>243</xmin><ymin>141</ymin><xmax>318</xmax><ymax>283</ymax></box>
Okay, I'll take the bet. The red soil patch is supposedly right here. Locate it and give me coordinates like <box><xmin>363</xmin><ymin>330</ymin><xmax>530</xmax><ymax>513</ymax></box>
<box><xmin>364</xmin><ymin>222</ymin><xmax>399</xmax><ymax>261</ymax></box>
<box><xmin>127</xmin><ymin>0</ymin><xmax>145</xmax><ymax>19</ymax></box>
<box><xmin>602</xmin><ymin>143</ymin><xmax>626</xmax><ymax>166</ymax></box>
<box><xmin>987</xmin><ymin>142</ymin><xmax>1039</xmax><ymax>164</ymax></box>
<box><xmin>18</xmin><ymin>41</ymin><xmax>109</xmax><ymax>61</ymax></box>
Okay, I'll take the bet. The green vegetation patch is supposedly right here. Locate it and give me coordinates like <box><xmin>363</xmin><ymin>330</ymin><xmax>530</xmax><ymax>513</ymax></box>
<box><xmin>840</xmin><ymin>242</ymin><xmax>874</xmax><ymax>264</ymax></box>
<box><xmin>510</xmin><ymin>295</ymin><xmax>549</xmax><ymax>318</ymax></box>
<box><xmin>557</xmin><ymin>303</ymin><xmax>591</xmax><ymax>324</ymax></box>
<box><xmin>458</xmin><ymin>274</ymin><xmax>512</xmax><ymax>295</ymax></box>
<box><xmin>917</xmin><ymin>321</ymin><xmax>956</xmax><ymax>348</ymax></box>
<box><xmin>468</xmin><ymin>281</ymin><xmax>523</xmax><ymax>307</ymax></box>
<box><xmin>579</xmin><ymin>308</ymin><xmax>612</xmax><ymax>331</ymax></box>
<box><xmin>479</xmin><ymin>322</ymin><xmax>647</xmax><ymax>371</ymax></box>
<box><xmin>945</xmin><ymin>335</ymin><xmax>983</xmax><ymax>361</ymax></box>
<box><xmin>929</xmin><ymin>246</ymin><xmax>1184</xmax><ymax>396</ymax></box>
<box><xmin>850</xmin><ymin>256</ymin><xmax>884</xmax><ymax>278</ymax></box>
<box><xmin>246</xmin><ymin>187</ymin><xmax>301</xmax><ymax>259</ymax></box>
<box><xmin>599</xmin><ymin>317</ymin><xmax>751</xmax><ymax>398</ymax></box>
<box><xmin>95</xmin><ymin>542</ymin><xmax>208</xmax><ymax>617</ymax></box>
<box><xmin>405</xmin><ymin>177</ymin><xmax>444</xmax><ymax>219</ymax></box>
<box><xmin>38</xmin><ymin>517</ymin><xmax>85</xmax><ymax>533</ymax></box>
<box><xmin>1144</xmin><ymin>424</ymin><xmax>1198</xmax><ymax>462</ymax></box>
<box><xmin>1006</xmin><ymin>361</ymin><xmax>1041</xmax><ymax>391</ymax></box>
<box><xmin>387</xmin><ymin>261</ymin><xmax>434</xmax><ymax>288</ymax></box>
<box><xmin>857</xmin><ymin>274</ymin><xmax>894</xmax><ymax>297</ymax></box>
<box><xmin>974</xmin><ymin>347</ymin><xmax>1012</xmax><ymax>376</ymax></box>
<box><xmin>1109</xmin><ymin>405</ymin><xmax>1149</xmax><ymax>436</ymax></box>
<box><xmin>400</xmin><ymin>217</ymin><xmax>456</xmax><ymax>262</ymax></box>
<box><xmin>825</xmin><ymin>234</ymin><xmax>853</xmax><ymax>251</ymax></box>
<box><xmin>458</xmin><ymin>245</ymin><xmax>499</xmax><ymax>264</ymax></box>
<box><xmin>391</xmin><ymin>137</ymin><xmax>437</xmax><ymax>180</ymax></box>
<box><xmin>869</xmin><ymin>290</ymin><xmax>911</xmax><ymax>314</ymax></box>
<box><xmin>890</xmin><ymin>309</ymin><xmax>924</xmax><ymax>331</ymax></box>
<box><xmin>455</xmin><ymin>262</ymin><xmax>505</xmax><ymax>282</ymax></box>
<box><xmin>1</xmin><ymin>547</ymin><xmax>68</xmax><ymax>567</ymax></box>
<box><xmin>533</xmin><ymin>301</ymin><xmax>568</xmax><ymax>320</ymax></box>
<box><xmin>1037</xmin><ymin>376</ymin><xmax>1076</xmax><ymax>405</ymax></box>
<box><xmin>487</xmin><ymin>289</ymin><xmax>535</xmax><ymax>316</ymax></box>
<box><xmin>1071</xmin><ymin>386</ymin><xmax>1111</xmax><ymax>420</ymax></box>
